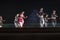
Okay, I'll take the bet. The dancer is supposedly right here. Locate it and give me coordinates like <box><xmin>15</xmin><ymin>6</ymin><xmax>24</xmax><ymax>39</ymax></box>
<box><xmin>44</xmin><ymin>14</ymin><xmax>50</xmax><ymax>27</ymax></box>
<box><xmin>18</xmin><ymin>11</ymin><xmax>27</xmax><ymax>28</ymax></box>
<box><xmin>14</xmin><ymin>14</ymin><xmax>19</xmax><ymax>28</ymax></box>
<box><xmin>51</xmin><ymin>10</ymin><xmax>58</xmax><ymax>27</ymax></box>
<box><xmin>37</xmin><ymin>8</ymin><xmax>45</xmax><ymax>27</ymax></box>
<box><xmin>0</xmin><ymin>16</ymin><xmax>3</xmax><ymax>28</ymax></box>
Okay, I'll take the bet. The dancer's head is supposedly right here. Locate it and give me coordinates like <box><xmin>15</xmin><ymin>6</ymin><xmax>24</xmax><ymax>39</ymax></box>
<box><xmin>53</xmin><ymin>10</ymin><xmax>56</xmax><ymax>14</ymax></box>
<box><xmin>0</xmin><ymin>16</ymin><xmax>2</xmax><ymax>20</ymax></box>
<box><xmin>21</xmin><ymin>11</ymin><xmax>25</xmax><ymax>14</ymax></box>
<box><xmin>19</xmin><ymin>11</ymin><xmax>25</xmax><ymax>17</ymax></box>
<box><xmin>16</xmin><ymin>14</ymin><xmax>19</xmax><ymax>17</ymax></box>
<box><xmin>39</xmin><ymin>8</ymin><xmax>43</xmax><ymax>12</ymax></box>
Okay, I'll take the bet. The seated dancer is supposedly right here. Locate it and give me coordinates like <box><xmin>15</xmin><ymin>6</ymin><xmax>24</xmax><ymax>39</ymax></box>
<box><xmin>37</xmin><ymin>8</ymin><xmax>45</xmax><ymax>27</ymax></box>
<box><xmin>51</xmin><ymin>10</ymin><xmax>58</xmax><ymax>27</ymax></box>
<box><xmin>18</xmin><ymin>11</ymin><xmax>27</xmax><ymax>28</ymax></box>
<box><xmin>14</xmin><ymin>14</ymin><xmax>19</xmax><ymax>28</ymax></box>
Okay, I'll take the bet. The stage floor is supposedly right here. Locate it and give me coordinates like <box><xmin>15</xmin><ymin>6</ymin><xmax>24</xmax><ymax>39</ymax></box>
<box><xmin>0</xmin><ymin>27</ymin><xmax>60</xmax><ymax>40</ymax></box>
<box><xmin>0</xmin><ymin>27</ymin><xmax>60</xmax><ymax>33</ymax></box>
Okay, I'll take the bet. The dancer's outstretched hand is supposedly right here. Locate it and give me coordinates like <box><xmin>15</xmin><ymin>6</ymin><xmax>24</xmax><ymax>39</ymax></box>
<box><xmin>26</xmin><ymin>16</ymin><xmax>28</xmax><ymax>18</ymax></box>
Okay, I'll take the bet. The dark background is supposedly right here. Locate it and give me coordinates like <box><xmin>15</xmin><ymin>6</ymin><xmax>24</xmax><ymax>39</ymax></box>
<box><xmin>0</xmin><ymin>0</ymin><xmax>60</xmax><ymax>23</ymax></box>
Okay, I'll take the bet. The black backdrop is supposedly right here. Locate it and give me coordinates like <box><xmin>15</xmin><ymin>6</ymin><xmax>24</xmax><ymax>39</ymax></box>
<box><xmin>0</xmin><ymin>0</ymin><xmax>60</xmax><ymax>23</ymax></box>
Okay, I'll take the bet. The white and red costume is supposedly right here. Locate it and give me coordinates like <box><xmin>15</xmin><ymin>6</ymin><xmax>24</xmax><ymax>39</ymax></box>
<box><xmin>18</xmin><ymin>13</ymin><xmax>24</xmax><ymax>28</ymax></box>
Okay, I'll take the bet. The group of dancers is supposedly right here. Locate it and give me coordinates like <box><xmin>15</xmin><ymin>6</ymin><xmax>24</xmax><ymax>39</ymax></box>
<box><xmin>37</xmin><ymin>8</ymin><xmax>58</xmax><ymax>27</ymax></box>
<box><xmin>0</xmin><ymin>8</ymin><xmax>59</xmax><ymax>28</ymax></box>
<box><xmin>14</xmin><ymin>8</ymin><xmax>58</xmax><ymax>28</ymax></box>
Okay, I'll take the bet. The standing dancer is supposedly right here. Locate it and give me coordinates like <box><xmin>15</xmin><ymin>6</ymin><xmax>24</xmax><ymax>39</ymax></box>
<box><xmin>37</xmin><ymin>8</ymin><xmax>45</xmax><ymax>27</ymax></box>
<box><xmin>0</xmin><ymin>16</ymin><xmax>3</xmax><ymax>28</ymax></box>
<box><xmin>18</xmin><ymin>11</ymin><xmax>27</xmax><ymax>28</ymax></box>
<box><xmin>51</xmin><ymin>10</ymin><xmax>58</xmax><ymax>27</ymax></box>
<box><xmin>14</xmin><ymin>14</ymin><xmax>19</xmax><ymax>28</ymax></box>
<box><xmin>44</xmin><ymin>14</ymin><xmax>50</xmax><ymax>27</ymax></box>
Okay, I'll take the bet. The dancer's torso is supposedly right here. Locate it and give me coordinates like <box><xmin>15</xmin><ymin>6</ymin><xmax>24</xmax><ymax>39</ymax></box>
<box><xmin>18</xmin><ymin>14</ymin><xmax>24</xmax><ymax>22</ymax></box>
<box><xmin>40</xmin><ymin>15</ymin><xmax>44</xmax><ymax>21</ymax></box>
<box><xmin>51</xmin><ymin>14</ymin><xmax>56</xmax><ymax>20</ymax></box>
